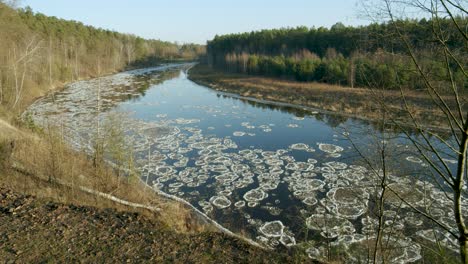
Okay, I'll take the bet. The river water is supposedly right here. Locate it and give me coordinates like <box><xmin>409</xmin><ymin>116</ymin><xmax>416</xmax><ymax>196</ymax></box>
<box><xmin>25</xmin><ymin>63</ymin><xmax>464</xmax><ymax>262</ymax></box>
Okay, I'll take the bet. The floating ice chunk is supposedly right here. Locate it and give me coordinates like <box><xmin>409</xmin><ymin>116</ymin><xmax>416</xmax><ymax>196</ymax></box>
<box><xmin>219</xmin><ymin>190</ymin><xmax>233</xmax><ymax>196</ymax></box>
<box><xmin>210</xmin><ymin>196</ymin><xmax>231</xmax><ymax>209</ymax></box>
<box><xmin>233</xmin><ymin>131</ymin><xmax>246</xmax><ymax>136</ymax></box>
<box><xmin>303</xmin><ymin>197</ymin><xmax>318</xmax><ymax>206</ymax></box>
<box><xmin>318</xmin><ymin>143</ymin><xmax>344</xmax><ymax>154</ymax></box>
<box><xmin>293</xmin><ymin>179</ymin><xmax>325</xmax><ymax>192</ymax></box>
<box><xmin>259</xmin><ymin>221</ymin><xmax>284</xmax><ymax>238</ymax></box>
<box><xmin>265</xmin><ymin>158</ymin><xmax>284</xmax><ymax>166</ymax></box>
<box><xmin>306</xmin><ymin>214</ymin><xmax>355</xmax><ymax>237</ymax></box>
<box><xmin>178</xmin><ymin>147</ymin><xmax>193</xmax><ymax>154</ymax></box>
<box><xmin>292</xmin><ymin>116</ymin><xmax>305</xmax><ymax>121</ymax></box>
<box><xmin>244</xmin><ymin>188</ymin><xmax>268</xmax><ymax>202</ymax></box>
<box><xmin>442</xmin><ymin>158</ymin><xmax>457</xmax><ymax>164</ymax></box>
<box><xmin>168</xmin><ymin>182</ymin><xmax>183</xmax><ymax>188</ymax></box>
<box><xmin>261</xmin><ymin>151</ymin><xmax>277</xmax><ymax>158</ymax></box>
<box><xmin>287</xmin><ymin>124</ymin><xmax>299</xmax><ymax>128</ymax></box>
<box><xmin>174</xmin><ymin>118</ymin><xmax>200</xmax><ymax>124</ymax></box>
<box><xmin>231</xmin><ymin>164</ymin><xmax>249</xmax><ymax>174</ymax></box>
<box><xmin>198</xmin><ymin>200</ymin><xmax>210</xmax><ymax>207</ymax></box>
<box><xmin>285</xmin><ymin>162</ymin><xmax>311</xmax><ymax>172</ymax></box>
<box><xmin>289</xmin><ymin>143</ymin><xmax>310</xmax><ymax>151</ymax></box>
<box><xmin>327</xmin><ymin>187</ymin><xmax>369</xmax><ymax>206</ymax></box>
<box><xmin>324</xmin><ymin>161</ymin><xmax>348</xmax><ymax>170</ymax></box>
<box><xmin>210</xmin><ymin>165</ymin><xmax>230</xmax><ymax>174</ymax></box>
<box><xmin>279</xmin><ymin>234</ymin><xmax>296</xmax><ymax>247</ymax></box>
<box><xmin>247</xmin><ymin>202</ymin><xmax>258</xmax><ymax>207</ymax></box>
<box><xmin>202</xmin><ymin>204</ymin><xmax>213</xmax><ymax>213</ymax></box>
<box><xmin>234</xmin><ymin>201</ymin><xmax>246</xmax><ymax>208</ymax></box>
<box><xmin>326</xmin><ymin>187</ymin><xmax>369</xmax><ymax>219</ymax></box>
<box><xmin>265</xmin><ymin>206</ymin><xmax>283</xmax><ymax>216</ymax></box>
<box><xmin>334</xmin><ymin>205</ymin><xmax>367</xmax><ymax>219</ymax></box>
<box><xmin>296</xmin><ymin>162</ymin><xmax>314</xmax><ymax>171</ymax></box>
<box><xmin>152</xmin><ymin>183</ymin><xmax>164</xmax><ymax>190</ymax></box>
<box><xmin>241</xmin><ymin>122</ymin><xmax>256</xmax><ymax>129</ymax></box>
<box><xmin>405</xmin><ymin>216</ymin><xmax>423</xmax><ymax>226</ymax></box>
<box><xmin>154</xmin><ymin>166</ymin><xmax>176</xmax><ymax>175</ymax></box>
<box><xmin>349</xmin><ymin>165</ymin><xmax>367</xmax><ymax>172</ymax></box>
<box><xmin>406</xmin><ymin>156</ymin><xmax>423</xmax><ymax>163</ymax></box>
<box><xmin>315</xmin><ymin>207</ymin><xmax>326</xmax><ymax>214</ymax></box>
<box><xmin>259</xmin><ymin>181</ymin><xmax>279</xmax><ymax>191</ymax></box>
<box><xmin>276</xmin><ymin>149</ymin><xmax>288</xmax><ymax>155</ymax></box>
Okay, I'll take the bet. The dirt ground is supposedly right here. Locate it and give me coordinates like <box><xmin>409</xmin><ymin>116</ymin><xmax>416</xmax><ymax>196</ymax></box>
<box><xmin>0</xmin><ymin>187</ymin><xmax>309</xmax><ymax>263</ymax></box>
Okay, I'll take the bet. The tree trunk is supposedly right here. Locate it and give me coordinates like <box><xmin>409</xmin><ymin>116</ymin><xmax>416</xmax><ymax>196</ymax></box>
<box><xmin>461</xmin><ymin>238</ymin><xmax>467</xmax><ymax>264</ymax></box>
<box><xmin>0</xmin><ymin>76</ymin><xmax>3</xmax><ymax>105</ymax></box>
<box><xmin>456</xmin><ymin>113</ymin><xmax>468</xmax><ymax>264</ymax></box>
<box><xmin>49</xmin><ymin>37</ymin><xmax>52</xmax><ymax>86</ymax></box>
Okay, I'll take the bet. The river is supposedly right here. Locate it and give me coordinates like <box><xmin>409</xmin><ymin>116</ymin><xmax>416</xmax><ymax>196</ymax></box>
<box><xmin>24</xmin><ymin>63</ymin><xmax>464</xmax><ymax>262</ymax></box>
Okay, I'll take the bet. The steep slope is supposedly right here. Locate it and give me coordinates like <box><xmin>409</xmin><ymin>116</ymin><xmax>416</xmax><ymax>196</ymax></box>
<box><xmin>0</xmin><ymin>187</ymin><xmax>305</xmax><ymax>263</ymax></box>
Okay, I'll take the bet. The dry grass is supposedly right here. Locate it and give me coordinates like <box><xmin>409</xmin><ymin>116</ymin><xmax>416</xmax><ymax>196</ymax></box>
<box><xmin>189</xmin><ymin>64</ymin><xmax>460</xmax><ymax>129</ymax></box>
<box><xmin>0</xmin><ymin>63</ymin><xmax>222</xmax><ymax>242</ymax></box>
<box><xmin>0</xmin><ymin>62</ymin><xmax>208</xmax><ymax>234</ymax></box>
<box><xmin>0</xmin><ymin>123</ymin><xmax>205</xmax><ymax>234</ymax></box>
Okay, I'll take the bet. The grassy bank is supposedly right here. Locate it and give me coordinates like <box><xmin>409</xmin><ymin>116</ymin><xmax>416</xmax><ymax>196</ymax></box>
<box><xmin>0</xmin><ymin>124</ymin><xmax>197</xmax><ymax>229</ymax></box>
<box><xmin>188</xmin><ymin>64</ymin><xmax>458</xmax><ymax>129</ymax></box>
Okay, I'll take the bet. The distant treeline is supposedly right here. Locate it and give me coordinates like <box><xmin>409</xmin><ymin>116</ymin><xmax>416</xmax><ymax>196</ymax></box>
<box><xmin>0</xmin><ymin>3</ymin><xmax>205</xmax><ymax>113</ymax></box>
<box><xmin>206</xmin><ymin>19</ymin><xmax>466</xmax><ymax>90</ymax></box>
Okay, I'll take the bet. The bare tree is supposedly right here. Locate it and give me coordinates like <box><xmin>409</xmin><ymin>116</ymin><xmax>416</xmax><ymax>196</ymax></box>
<box><xmin>345</xmin><ymin>112</ymin><xmax>406</xmax><ymax>263</ymax></box>
<box><xmin>9</xmin><ymin>35</ymin><xmax>41</xmax><ymax>108</ymax></box>
<box><xmin>360</xmin><ymin>0</ymin><xmax>468</xmax><ymax>262</ymax></box>
<box><xmin>124</xmin><ymin>36</ymin><xmax>135</xmax><ymax>65</ymax></box>
<box><xmin>48</xmin><ymin>35</ymin><xmax>53</xmax><ymax>87</ymax></box>
<box><xmin>0</xmin><ymin>74</ymin><xmax>4</xmax><ymax>105</ymax></box>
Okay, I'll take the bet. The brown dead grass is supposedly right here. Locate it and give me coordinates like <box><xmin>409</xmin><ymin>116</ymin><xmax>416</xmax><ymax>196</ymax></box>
<box><xmin>0</xmin><ymin>124</ymin><xmax>205</xmax><ymax>234</ymax></box>
<box><xmin>189</xmin><ymin>64</ymin><xmax>460</xmax><ymax>129</ymax></box>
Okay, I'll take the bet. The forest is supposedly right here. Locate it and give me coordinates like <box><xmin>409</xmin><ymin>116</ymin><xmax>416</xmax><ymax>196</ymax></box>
<box><xmin>205</xmin><ymin>19</ymin><xmax>466</xmax><ymax>90</ymax></box>
<box><xmin>0</xmin><ymin>3</ymin><xmax>204</xmax><ymax>116</ymax></box>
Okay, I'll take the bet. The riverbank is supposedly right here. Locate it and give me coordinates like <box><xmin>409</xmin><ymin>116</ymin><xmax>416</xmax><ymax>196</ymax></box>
<box><xmin>0</xmin><ymin>64</ymin><xmax>308</xmax><ymax>261</ymax></box>
<box><xmin>188</xmin><ymin>64</ymin><xmax>456</xmax><ymax>129</ymax></box>
<box><xmin>0</xmin><ymin>187</ymin><xmax>304</xmax><ymax>263</ymax></box>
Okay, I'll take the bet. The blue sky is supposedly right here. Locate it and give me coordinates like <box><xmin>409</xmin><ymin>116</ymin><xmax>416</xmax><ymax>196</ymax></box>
<box><xmin>21</xmin><ymin>0</ymin><xmax>364</xmax><ymax>44</ymax></box>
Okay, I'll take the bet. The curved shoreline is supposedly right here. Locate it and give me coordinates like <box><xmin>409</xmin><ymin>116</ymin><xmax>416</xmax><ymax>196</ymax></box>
<box><xmin>21</xmin><ymin>63</ymin><xmax>269</xmax><ymax>251</ymax></box>
<box><xmin>187</xmin><ymin>65</ymin><xmax>452</xmax><ymax>133</ymax></box>
<box><xmin>142</xmin><ymin>179</ymin><xmax>266</xmax><ymax>249</ymax></box>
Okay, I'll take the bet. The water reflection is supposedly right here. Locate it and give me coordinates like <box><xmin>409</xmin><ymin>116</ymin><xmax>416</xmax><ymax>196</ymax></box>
<box><xmin>24</xmin><ymin>63</ymin><xmax>465</xmax><ymax>262</ymax></box>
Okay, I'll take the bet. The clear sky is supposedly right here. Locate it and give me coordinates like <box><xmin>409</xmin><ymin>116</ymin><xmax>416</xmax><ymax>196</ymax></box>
<box><xmin>21</xmin><ymin>0</ymin><xmax>364</xmax><ymax>44</ymax></box>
